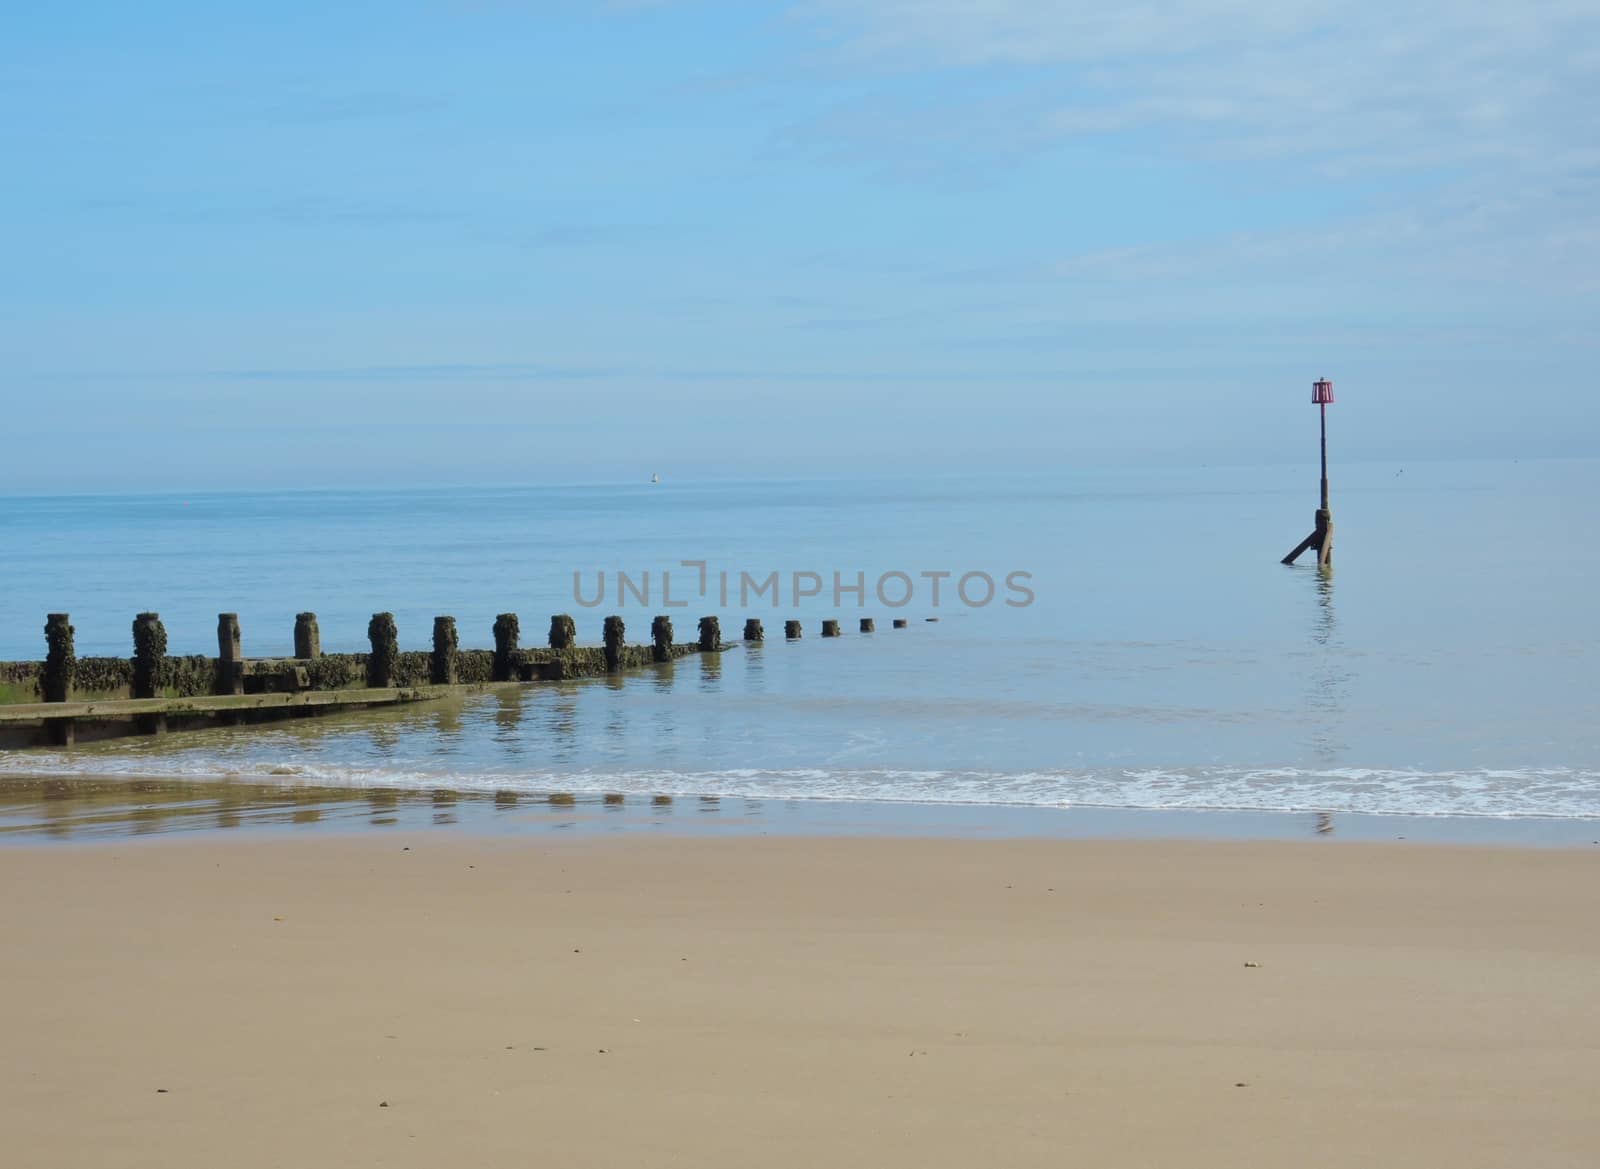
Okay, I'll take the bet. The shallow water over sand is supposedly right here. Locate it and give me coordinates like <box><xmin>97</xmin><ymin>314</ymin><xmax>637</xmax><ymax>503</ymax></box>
<box><xmin>4</xmin><ymin>775</ymin><xmax>1597</xmax><ymax>847</ymax></box>
<box><xmin>2</xmin><ymin>460</ymin><xmax>1597</xmax><ymax>823</ymax></box>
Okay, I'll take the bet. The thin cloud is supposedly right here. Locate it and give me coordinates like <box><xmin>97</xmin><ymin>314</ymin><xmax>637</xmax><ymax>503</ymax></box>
<box><xmin>791</xmin><ymin>0</ymin><xmax>1597</xmax><ymax>175</ymax></box>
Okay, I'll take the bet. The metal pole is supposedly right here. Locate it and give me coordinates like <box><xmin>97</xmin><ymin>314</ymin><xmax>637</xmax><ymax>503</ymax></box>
<box><xmin>1319</xmin><ymin>401</ymin><xmax>1329</xmax><ymax>511</ymax></box>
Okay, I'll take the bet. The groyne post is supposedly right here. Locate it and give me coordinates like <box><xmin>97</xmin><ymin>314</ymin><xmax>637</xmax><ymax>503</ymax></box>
<box><xmin>821</xmin><ymin>619</ymin><xmax>841</xmax><ymax>637</ymax></box>
<box><xmin>431</xmin><ymin>616</ymin><xmax>458</xmax><ymax>685</ymax></box>
<box><xmin>603</xmin><ymin>615</ymin><xmax>626</xmax><ymax>671</ymax></box>
<box><xmin>216</xmin><ymin>613</ymin><xmax>244</xmax><ymax>696</ymax></box>
<box><xmin>548</xmin><ymin>614</ymin><xmax>577</xmax><ymax>651</ymax></box>
<box><xmin>294</xmin><ymin>612</ymin><xmax>321</xmax><ymax>659</ymax></box>
<box><xmin>43</xmin><ymin>613</ymin><xmax>74</xmax><ymax>703</ymax></box>
<box><xmin>859</xmin><ymin>618</ymin><xmax>875</xmax><ymax>633</ymax></box>
<box><xmin>651</xmin><ymin>615</ymin><xmax>673</xmax><ymax>662</ymax></box>
<box><xmin>1282</xmin><ymin>377</ymin><xmax>1336</xmax><ymax>568</ymax></box>
<box><xmin>893</xmin><ymin>618</ymin><xmax>908</xmax><ymax>628</ymax></box>
<box><xmin>367</xmin><ymin>613</ymin><xmax>398</xmax><ymax>688</ymax></box>
<box><xmin>43</xmin><ymin>613</ymin><xmax>75</xmax><ymax>745</ymax></box>
<box><xmin>492</xmin><ymin>613</ymin><xmax>520</xmax><ymax>681</ymax></box>
<box><xmin>785</xmin><ymin>620</ymin><xmax>802</xmax><ymax>640</ymax></box>
<box><xmin>131</xmin><ymin>612</ymin><xmax>167</xmax><ymax>699</ymax></box>
<box><xmin>698</xmin><ymin>616</ymin><xmax>721</xmax><ymax>652</ymax></box>
<box><xmin>743</xmin><ymin>618</ymin><xmax>763</xmax><ymax>642</ymax></box>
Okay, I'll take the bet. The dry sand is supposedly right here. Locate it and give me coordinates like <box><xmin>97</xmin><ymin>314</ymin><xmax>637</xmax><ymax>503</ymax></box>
<box><xmin>2</xmin><ymin>835</ymin><xmax>1597</xmax><ymax>1168</ymax></box>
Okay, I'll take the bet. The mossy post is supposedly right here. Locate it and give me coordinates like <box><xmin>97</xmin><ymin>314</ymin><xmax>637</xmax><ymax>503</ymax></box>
<box><xmin>822</xmin><ymin>619</ymin><xmax>841</xmax><ymax>638</ymax></box>
<box><xmin>548</xmin><ymin>614</ymin><xmax>577</xmax><ymax>651</ymax></box>
<box><xmin>43</xmin><ymin>613</ymin><xmax>75</xmax><ymax>703</ymax></box>
<box><xmin>698</xmin><ymin>615</ymin><xmax>721</xmax><ymax>651</ymax></box>
<box><xmin>743</xmin><ymin>618</ymin><xmax>763</xmax><ymax>642</ymax></box>
<box><xmin>603</xmin><ymin>616</ymin><xmax>626</xmax><ymax>671</ymax></box>
<box><xmin>431</xmin><ymin>616</ymin><xmax>458</xmax><ymax>685</ymax></box>
<box><xmin>492</xmin><ymin>613</ymin><xmax>520</xmax><ymax>682</ymax></box>
<box><xmin>651</xmin><ymin>615</ymin><xmax>674</xmax><ymax>662</ymax></box>
<box><xmin>131</xmin><ymin>612</ymin><xmax>167</xmax><ymax>699</ymax></box>
<box><xmin>785</xmin><ymin>620</ymin><xmax>802</xmax><ymax>640</ymax></box>
<box><xmin>859</xmin><ymin>618</ymin><xmax>875</xmax><ymax>633</ymax></box>
<box><xmin>294</xmin><ymin>612</ymin><xmax>321</xmax><ymax>659</ymax></box>
<box><xmin>216</xmin><ymin>613</ymin><xmax>244</xmax><ymax>696</ymax></box>
<box><xmin>367</xmin><ymin>612</ymin><xmax>398</xmax><ymax>688</ymax></box>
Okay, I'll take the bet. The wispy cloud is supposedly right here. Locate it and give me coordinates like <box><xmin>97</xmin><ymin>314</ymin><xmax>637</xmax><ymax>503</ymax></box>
<box><xmin>794</xmin><ymin>1</ymin><xmax>1597</xmax><ymax>173</ymax></box>
<box><xmin>776</xmin><ymin>1</ymin><xmax>1600</xmax><ymax>294</ymax></box>
<box><xmin>79</xmin><ymin>194</ymin><xmax>460</xmax><ymax>228</ymax></box>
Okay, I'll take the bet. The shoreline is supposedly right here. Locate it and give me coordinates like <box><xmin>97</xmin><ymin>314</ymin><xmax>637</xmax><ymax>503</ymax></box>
<box><xmin>3</xmin><ymin>772</ymin><xmax>1598</xmax><ymax>847</ymax></box>
<box><xmin>4</xmin><ymin>833</ymin><xmax>1598</xmax><ymax>1167</ymax></box>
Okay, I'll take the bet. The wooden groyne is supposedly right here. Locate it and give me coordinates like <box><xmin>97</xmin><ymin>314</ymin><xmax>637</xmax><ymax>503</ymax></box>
<box><xmin>0</xmin><ymin>609</ymin><xmax>907</xmax><ymax>749</ymax></box>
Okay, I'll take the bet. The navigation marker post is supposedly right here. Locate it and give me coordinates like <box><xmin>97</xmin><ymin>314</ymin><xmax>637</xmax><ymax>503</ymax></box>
<box><xmin>1282</xmin><ymin>377</ymin><xmax>1335</xmax><ymax>569</ymax></box>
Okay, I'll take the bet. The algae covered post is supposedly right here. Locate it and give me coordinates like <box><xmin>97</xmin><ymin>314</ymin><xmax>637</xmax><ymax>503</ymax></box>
<box><xmin>492</xmin><ymin>613</ymin><xmax>520</xmax><ymax>681</ymax></box>
<box><xmin>431</xmin><ymin>616</ymin><xmax>458</xmax><ymax>685</ymax></box>
<box><xmin>216</xmin><ymin>613</ymin><xmax>243</xmax><ymax>696</ymax></box>
<box><xmin>294</xmin><ymin>612</ymin><xmax>321</xmax><ymax>659</ymax></box>
<box><xmin>603</xmin><ymin>615</ymin><xmax>626</xmax><ymax>671</ymax></box>
<box><xmin>548</xmin><ymin>613</ymin><xmax>577</xmax><ymax>651</ymax></box>
<box><xmin>43</xmin><ymin>613</ymin><xmax>74</xmax><ymax>703</ymax></box>
<box><xmin>651</xmin><ymin>615</ymin><xmax>674</xmax><ymax>662</ymax></box>
<box><xmin>367</xmin><ymin>613</ymin><xmax>399</xmax><ymax>688</ymax></box>
<box><xmin>131</xmin><ymin>612</ymin><xmax>166</xmax><ymax>699</ymax></box>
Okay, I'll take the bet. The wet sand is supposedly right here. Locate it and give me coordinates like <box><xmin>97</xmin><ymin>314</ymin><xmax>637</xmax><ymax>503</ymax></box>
<box><xmin>3</xmin><ymin>836</ymin><xmax>1597</xmax><ymax>1168</ymax></box>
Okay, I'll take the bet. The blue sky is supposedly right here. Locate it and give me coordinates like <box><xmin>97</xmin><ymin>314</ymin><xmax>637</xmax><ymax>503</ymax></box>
<box><xmin>2</xmin><ymin>1</ymin><xmax>1595</xmax><ymax>487</ymax></box>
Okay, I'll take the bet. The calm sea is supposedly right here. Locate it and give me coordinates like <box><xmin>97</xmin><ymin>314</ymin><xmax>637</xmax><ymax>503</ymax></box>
<box><xmin>2</xmin><ymin>459</ymin><xmax>1597</xmax><ymax>823</ymax></box>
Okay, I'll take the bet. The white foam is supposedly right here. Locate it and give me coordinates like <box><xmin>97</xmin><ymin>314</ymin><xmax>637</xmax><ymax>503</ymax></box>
<box><xmin>2</xmin><ymin>754</ymin><xmax>1598</xmax><ymax>820</ymax></box>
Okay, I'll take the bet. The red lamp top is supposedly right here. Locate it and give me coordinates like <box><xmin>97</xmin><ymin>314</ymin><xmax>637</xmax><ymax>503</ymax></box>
<box><xmin>1312</xmin><ymin>378</ymin><xmax>1334</xmax><ymax>404</ymax></box>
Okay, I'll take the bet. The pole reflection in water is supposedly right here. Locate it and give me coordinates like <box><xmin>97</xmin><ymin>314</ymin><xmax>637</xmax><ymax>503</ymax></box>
<box><xmin>741</xmin><ymin>642</ymin><xmax>766</xmax><ymax>692</ymax></box>
<box><xmin>368</xmin><ymin>789</ymin><xmax>399</xmax><ymax>826</ymax></box>
<box><xmin>429</xmin><ymin>702</ymin><xmax>464</xmax><ymax>744</ymax></box>
<box><xmin>545</xmin><ymin>692</ymin><xmax>580</xmax><ymax>764</ymax></box>
<box><xmin>1306</xmin><ymin>568</ymin><xmax>1351</xmax><ymax>835</ymax></box>
<box><xmin>491</xmin><ymin>688</ymin><xmax>527</xmax><ymax>755</ymax></box>
<box><xmin>699</xmin><ymin>652</ymin><xmax>722</xmax><ymax>689</ymax></box>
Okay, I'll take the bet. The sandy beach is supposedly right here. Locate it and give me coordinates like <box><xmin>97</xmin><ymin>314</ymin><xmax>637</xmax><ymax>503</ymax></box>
<box><xmin>3</xmin><ymin>835</ymin><xmax>1597</xmax><ymax>1168</ymax></box>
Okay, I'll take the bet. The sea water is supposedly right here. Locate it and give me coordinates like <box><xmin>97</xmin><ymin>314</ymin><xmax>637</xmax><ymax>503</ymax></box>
<box><xmin>1</xmin><ymin>459</ymin><xmax>1596</xmax><ymax>822</ymax></box>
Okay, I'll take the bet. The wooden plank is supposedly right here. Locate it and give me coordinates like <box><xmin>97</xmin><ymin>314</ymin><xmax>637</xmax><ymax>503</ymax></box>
<box><xmin>0</xmin><ymin>682</ymin><xmax>523</xmax><ymax>725</ymax></box>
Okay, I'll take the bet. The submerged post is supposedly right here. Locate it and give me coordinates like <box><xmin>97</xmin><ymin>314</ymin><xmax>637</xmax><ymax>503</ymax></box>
<box><xmin>492</xmin><ymin>613</ymin><xmax>520</xmax><ymax>681</ymax></box>
<box><xmin>294</xmin><ymin>612</ymin><xmax>321</xmax><ymax>659</ymax></box>
<box><xmin>651</xmin><ymin>615</ymin><xmax>674</xmax><ymax>662</ymax></box>
<box><xmin>603</xmin><ymin>615</ymin><xmax>626</xmax><ymax>671</ymax></box>
<box><xmin>548</xmin><ymin>614</ymin><xmax>577</xmax><ymax>651</ymax></box>
<box><xmin>821</xmin><ymin>619</ymin><xmax>841</xmax><ymax>637</ymax></box>
<box><xmin>698</xmin><ymin>615</ymin><xmax>721</xmax><ymax>651</ymax></box>
<box><xmin>216</xmin><ymin>613</ymin><xmax>244</xmax><ymax>695</ymax></box>
<box><xmin>1282</xmin><ymin>377</ymin><xmax>1336</xmax><ymax>569</ymax></box>
<box><xmin>367</xmin><ymin>612</ymin><xmax>398</xmax><ymax>688</ymax></box>
<box><xmin>743</xmin><ymin>618</ymin><xmax>764</xmax><ymax>642</ymax></box>
<box><xmin>785</xmin><ymin>620</ymin><xmax>802</xmax><ymax>640</ymax></box>
<box><xmin>892</xmin><ymin>618</ymin><xmax>908</xmax><ymax>629</ymax></box>
<box><xmin>43</xmin><ymin>613</ymin><xmax>75</xmax><ymax>703</ymax></box>
<box><xmin>859</xmin><ymin>618</ymin><xmax>875</xmax><ymax>633</ymax></box>
<box><xmin>131</xmin><ymin>612</ymin><xmax>166</xmax><ymax>699</ymax></box>
<box><xmin>431</xmin><ymin>616</ymin><xmax>458</xmax><ymax>684</ymax></box>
